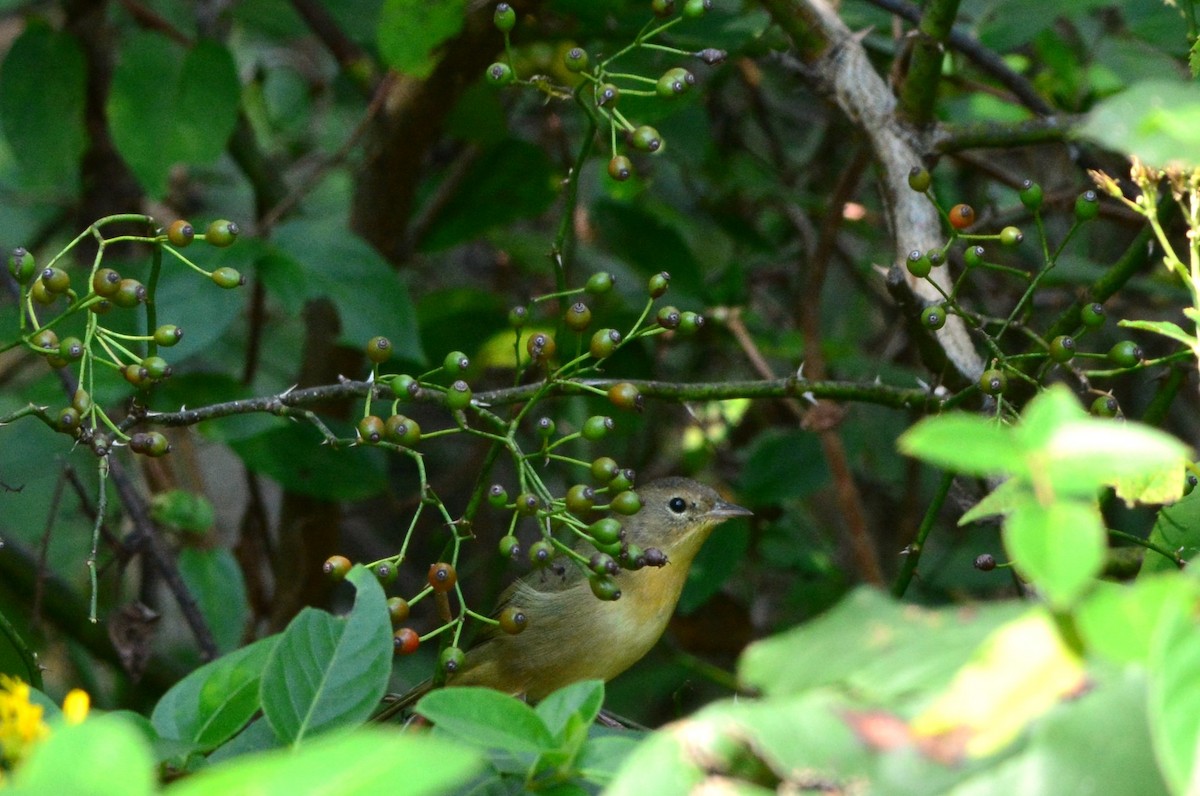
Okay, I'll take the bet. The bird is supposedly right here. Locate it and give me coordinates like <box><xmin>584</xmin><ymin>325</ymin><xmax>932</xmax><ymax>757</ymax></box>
<box><xmin>443</xmin><ymin>476</ymin><xmax>751</xmax><ymax>701</ymax></box>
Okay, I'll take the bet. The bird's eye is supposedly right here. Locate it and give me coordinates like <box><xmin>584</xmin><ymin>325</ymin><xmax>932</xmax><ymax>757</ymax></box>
<box><xmin>668</xmin><ymin>497</ymin><xmax>687</xmax><ymax>514</ymax></box>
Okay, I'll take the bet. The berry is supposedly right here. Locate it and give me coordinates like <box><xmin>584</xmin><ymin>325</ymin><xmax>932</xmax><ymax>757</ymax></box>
<box><xmin>211</xmin><ymin>267</ymin><xmax>244</xmax><ymax>289</ymax></box>
<box><xmin>488</xmin><ymin>484</ymin><xmax>508</xmax><ymax>508</ymax></box>
<box><xmin>204</xmin><ymin>220</ymin><xmax>239</xmax><ymax>247</ymax></box>
<box><xmin>30</xmin><ymin>329</ymin><xmax>59</xmax><ymax>353</ymax></box>
<box><xmin>1075</xmin><ymin>190</ymin><xmax>1099</xmax><ymax>221</ymax></box>
<box><xmin>129</xmin><ymin>431</ymin><xmax>171</xmax><ymax>457</ymax></box>
<box><xmin>515</xmin><ymin>493</ymin><xmax>540</xmax><ymax>515</ymax></box>
<box><xmin>428</xmin><ymin>562</ymin><xmax>457</xmax><ymax>592</ymax></box>
<box><xmin>58</xmin><ymin>337</ymin><xmax>84</xmax><ymax>361</ymax></box>
<box><xmin>123</xmin><ymin>364</ymin><xmax>150</xmax><ymax>387</ymax></box>
<box><xmin>498</xmin><ymin>606</ymin><xmax>528</xmax><ymax>634</ymax></box>
<box><xmin>606</xmin><ymin>153</ymin><xmax>635</xmax><ymax>181</ymax></box>
<box><xmin>588</xmin><ymin>574</ymin><xmax>621</xmax><ymax>601</ymax></box>
<box><xmin>1080</xmin><ymin>302</ymin><xmax>1106</xmax><ymax>329</ymax></box>
<box><xmin>607</xmin><ymin>382</ymin><xmax>643</xmax><ymax>412</ymax></box>
<box><xmin>528</xmin><ymin>539</ymin><xmax>554</xmax><ymax>567</ymax></box>
<box><xmin>643</xmin><ymin>547</ymin><xmax>668</xmax><ymax>567</ymax></box>
<box><xmin>610</xmin><ymin>489</ymin><xmax>642</xmax><ymax>515</ymax></box>
<box><xmin>948</xmin><ymin>204</ymin><xmax>975</xmax><ymax>230</ymax></box>
<box><xmin>1048</xmin><ymin>335</ymin><xmax>1076</xmax><ymax>363</ymax></box>
<box><xmin>88</xmin><ymin>299</ymin><xmax>112</xmax><ymax>315</ymax></box>
<box><xmin>373</xmin><ymin>561</ymin><xmax>398</xmax><ymax>585</ymax></box>
<box><xmin>526</xmin><ymin>332</ymin><xmax>556</xmax><ymax>361</ymax></box>
<box><xmin>591</xmin><ymin>456</ymin><xmax>620</xmax><ymax>482</ymax></box>
<box><xmin>112</xmin><ymin>278</ymin><xmax>147</xmax><ymax>308</ymax></box>
<box><xmin>385</xmin><ymin>415</ymin><xmax>421</xmax><ymax>446</ymax></box>
<box><xmin>493</xmin><ymin>2</ymin><xmax>516</xmax><ymax>32</ymax></box>
<box><xmin>907</xmin><ymin>167</ymin><xmax>931</xmax><ymax>193</ymax></box>
<box><xmin>585</xmin><ymin>272</ymin><xmax>615</xmax><ymax>295</ymax></box>
<box><xmin>927</xmin><ymin>249</ymin><xmax>945</xmax><ymax>268</ymax></box>
<box><xmin>963</xmin><ymin>245</ymin><xmax>985</xmax><ymax>268</ymax></box>
<box><xmin>656</xmin><ymin>306</ymin><xmax>681</xmax><ymax>329</ymax></box>
<box><xmin>566</xmin><ymin>484</ymin><xmax>596</xmax><ymax>514</ymax></box>
<box><xmin>443</xmin><ymin>350</ymin><xmax>469</xmax><ymax>373</ymax></box>
<box><xmin>498</xmin><ymin>534</ymin><xmax>521</xmax><ymax>558</ymax></box>
<box><xmin>978</xmin><ymin>368</ymin><xmax>1007</xmax><ymax>396</ymax></box>
<box><xmin>389</xmin><ymin>374</ymin><xmax>419</xmax><ymax>398</ymax></box>
<box><xmin>590</xmin><ymin>517</ymin><xmax>622</xmax><ymax>546</ymax></box>
<box><xmin>974</xmin><ymin>553</ymin><xmax>996</xmax><ymax>571</ymax></box>
<box><xmin>440</xmin><ymin>646</ymin><xmax>466</xmax><ymax>674</ymax></box>
<box><xmin>590</xmin><ymin>552</ymin><xmax>618</xmax><ymax>576</ymax></box>
<box><xmin>323</xmin><ymin>554</ymin><xmax>352</xmax><ymax>581</ymax></box>
<box><xmin>630</xmin><ymin>125</ymin><xmax>662</xmax><ymax>153</ymax></box>
<box><xmin>582</xmin><ymin>415</ymin><xmax>613</xmax><ymax>441</ymax></box>
<box><xmin>446</xmin><ymin>380</ymin><xmax>472</xmax><ymax>410</ymax></box>
<box><xmin>564</xmin><ymin>302</ymin><xmax>592</xmax><ymax>331</ymax></box>
<box><xmin>564</xmin><ymin>47</ymin><xmax>589</xmax><ymax>73</ymax></box>
<box><xmin>486</xmin><ymin>62</ymin><xmax>514</xmax><ymax>87</ymax></box>
<box><xmin>166</xmin><ymin>220</ymin><xmax>194</xmax><ymax>247</ymax></box>
<box><xmin>358</xmin><ymin>415</ymin><xmax>385</xmax><ymax>444</ymax></box>
<box><xmin>678</xmin><ymin>312</ymin><xmax>704</xmax><ymax>335</ymax></box>
<box><xmin>40</xmin><ymin>267</ymin><xmax>70</xmax><ymax>294</ymax></box>
<box><xmin>142</xmin><ymin>356</ymin><xmax>172</xmax><ymax>380</ymax></box>
<box><xmin>365</xmin><ymin>336</ymin><xmax>392</xmax><ymax>363</ymax></box>
<box><xmin>7</xmin><ymin>247</ymin><xmax>35</xmax><ymax>283</ymax></box>
<box><xmin>620</xmin><ymin>543</ymin><xmax>646</xmax><ymax>570</ymax></box>
<box><xmin>387</xmin><ymin>597</ymin><xmax>410</xmax><ymax>626</ymax></box>
<box><xmin>682</xmin><ymin>0</ymin><xmax>711</xmax><ymax>17</ymax></box>
<box><xmin>154</xmin><ymin>325</ymin><xmax>183</xmax><ymax>346</ymax></box>
<box><xmin>72</xmin><ymin>389</ymin><xmax>92</xmax><ymax>414</ymax></box>
<box><xmin>1018</xmin><ymin>179</ymin><xmax>1043</xmax><ymax>211</ymax></box>
<box><xmin>648</xmin><ymin>271</ymin><xmax>671</xmax><ymax>298</ymax></box>
<box><xmin>57</xmin><ymin>407</ymin><xmax>81</xmax><ymax>433</ymax></box>
<box><xmin>535</xmin><ymin>416</ymin><xmax>555</xmax><ymax>437</ymax></box>
<box><xmin>609</xmin><ymin>468</ymin><xmax>635</xmax><ymax>492</ymax></box>
<box><xmin>1090</xmin><ymin>395</ymin><xmax>1119</xmax><ymax>417</ymax></box>
<box><xmin>31</xmin><ymin>280</ymin><xmax>60</xmax><ymax>306</ymax></box>
<box><xmin>906</xmin><ymin>250</ymin><xmax>931</xmax><ymax>278</ymax></box>
<box><xmin>92</xmin><ymin>268</ymin><xmax>121</xmax><ymax>297</ymax></box>
<box><xmin>694</xmin><ymin>48</ymin><xmax>727</xmax><ymax>65</ymax></box>
<box><xmin>596</xmin><ymin>83</ymin><xmax>619</xmax><ymax>107</ymax></box>
<box><xmin>589</xmin><ymin>328</ymin><xmax>622</xmax><ymax>358</ymax></box>
<box><xmin>651</xmin><ymin>0</ymin><xmax>675</xmax><ymax>16</ymax></box>
<box><xmin>393</xmin><ymin>628</ymin><xmax>420</xmax><ymax>655</ymax></box>
<box><xmin>920</xmin><ymin>305</ymin><xmax>946</xmax><ymax>330</ymax></box>
<box><xmin>508</xmin><ymin>305</ymin><xmax>529</xmax><ymax>327</ymax></box>
<box><xmin>655</xmin><ymin>67</ymin><xmax>695</xmax><ymax>98</ymax></box>
<box><xmin>1108</xmin><ymin>340</ymin><xmax>1143</xmax><ymax>368</ymax></box>
<box><xmin>1186</xmin><ymin>473</ymin><xmax>1199</xmax><ymax>497</ymax></box>
<box><xmin>999</xmin><ymin>226</ymin><xmax>1023</xmax><ymax>247</ymax></box>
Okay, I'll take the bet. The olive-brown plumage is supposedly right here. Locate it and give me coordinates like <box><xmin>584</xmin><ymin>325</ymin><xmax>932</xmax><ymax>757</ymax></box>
<box><xmin>447</xmin><ymin>477</ymin><xmax>750</xmax><ymax>700</ymax></box>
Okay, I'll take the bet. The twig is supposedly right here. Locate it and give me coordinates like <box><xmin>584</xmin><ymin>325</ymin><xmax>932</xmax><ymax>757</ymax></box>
<box><xmin>891</xmin><ymin>469</ymin><xmax>955</xmax><ymax>596</ymax></box>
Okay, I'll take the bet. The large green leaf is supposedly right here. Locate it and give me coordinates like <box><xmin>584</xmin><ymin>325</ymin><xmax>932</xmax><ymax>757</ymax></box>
<box><xmin>1003</xmin><ymin>499</ymin><xmax>1106</xmax><ymax>609</ymax></box>
<box><xmin>0</xmin><ymin>22</ymin><xmax>86</xmax><ymax>191</ymax></box>
<box><xmin>377</xmin><ymin>0</ymin><xmax>467</xmax><ymax>78</ymax></box>
<box><xmin>416</xmin><ymin>687</ymin><xmax>554</xmax><ymax>755</ymax></box>
<box><xmin>12</xmin><ymin>713</ymin><xmax>155</xmax><ymax>795</ymax></box>
<box><xmin>260</xmin><ymin>566</ymin><xmax>392</xmax><ymax>745</ymax></box>
<box><xmin>898</xmin><ymin>414</ymin><xmax>1025</xmax><ymax>478</ymax></box>
<box><xmin>1142</xmin><ymin>491</ymin><xmax>1200</xmax><ymax>575</ymax></box>
<box><xmin>152</xmin><ymin>635</ymin><xmax>280</xmax><ymax>750</ymax></box>
<box><xmin>178</xmin><ymin>547</ymin><xmax>250</xmax><ymax>654</ymax></box>
<box><xmin>1148</xmin><ymin>589</ymin><xmax>1200</xmax><ymax>794</ymax></box>
<box><xmin>1079</xmin><ymin>79</ymin><xmax>1200</xmax><ymax>167</ymax></box>
<box><xmin>229</xmin><ymin>422</ymin><xmax>388</xmax><ymax>501</ymax></box>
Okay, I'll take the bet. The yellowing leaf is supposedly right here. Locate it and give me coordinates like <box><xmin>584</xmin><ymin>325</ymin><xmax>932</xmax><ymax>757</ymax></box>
<box><xmin>910</xmin><ymin>611</ymin><xmax>1087</xmax><ymax>759</ymax></box>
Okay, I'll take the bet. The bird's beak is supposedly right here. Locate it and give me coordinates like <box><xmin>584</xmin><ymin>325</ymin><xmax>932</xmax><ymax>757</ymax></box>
<box><xmin>707</xmin><ymin>499</ymin><xmax>752</xmax><ymax>520</ymax></box>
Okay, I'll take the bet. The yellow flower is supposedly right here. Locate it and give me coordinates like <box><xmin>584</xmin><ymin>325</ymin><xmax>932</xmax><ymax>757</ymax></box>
<box><xmin>0</xmin><ymin>675</ymin><xmax>49</xmax><ymax>769</ymax></box>
<box><xmin>62</xmin><ymin>689</ymin><xmax>90</xmax><ymax>725</ymax></box>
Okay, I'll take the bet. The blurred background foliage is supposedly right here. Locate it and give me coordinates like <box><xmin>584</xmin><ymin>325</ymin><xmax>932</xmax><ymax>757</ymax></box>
<box><xmin>0</xmin><ymin>0</ymin><xmax>1195</xmax><ymax>730</ymax></box>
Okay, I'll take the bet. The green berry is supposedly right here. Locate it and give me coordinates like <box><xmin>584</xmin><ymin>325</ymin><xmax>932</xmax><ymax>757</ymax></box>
<box><xmin>526</xmin><ymin>332</ymin><xmax>556</xmax><ymax>361</ymax></box>
<box><xmin>58</xmin><ymin>337</ymin><xmax>84</xmax><ymax>361</ymax></box>
<box><xmin>57</xmin><ymin>407</ymin><xmax>81</xmax><ymax>433</ymax></box>
<box><xmin>387</xmin><ymin>596</ymin><xmax>410</xmax><ymax>625</ymax></box>
<box><xmin>1075</xmin><ymin>190</ymin><xmax>1099</xmax><ymax>221</ymax></box>
<box><xmin>7</xmin><ymin>247</ymin><xmax>35</xmax><ymax>283</ymax></box>
<box><xmin>92</xmin><ymin>268</ymin><xmax>121</xmax><ymax>297</ymax></box>
<box><xmin>493</xmin><ymin>2</ymin><xmax>516</xmax><ymax>32</ymax></box>
<box><xmin>999</xmin><ymin>226</ymin><xmax>1023</xmax><ymax>247</ymax></box>
<box><xmin>1048</xmin><ymin>335</ymin><xmax>1076</xmax><ymax>363</ymax></box>
<box><xmin>167</xmin><ymin>220</ymin><xmax>194</xmax><ymax>247</ymax></box>
<box><xmin>498</xmin><ymin>606</ymin><xmax>528</xmax><ymax>634</ymax></box>
<box><xmin>1018</xmin><ymin>179</ymin><xmax>1043</xmax><ymax>210</ymax></box>
<box><xmin>607</xmin><ymin>155</ymin><xmax>632</xmax><ymax>182</ymax></box>
<box><xmin>678</xmin><ymin>311</ymin><xmax>704</xmax><ymax>335</ymax></box>
<box><xmin>607</xmin><ymin>382</ymin><xmax>643</xmax><ymax>412</ymax></box>
<box><xmin>609</xmin><ymin>468</ymin><xmax>635</xmax><ymax>493</ymax></box>
<box><xmin>1186</xmin><ymin>473</ymin><xmax>1198</xmax><ymax>497</ymax></box>
<box><xmin>920</xmin><ymin>305</ymin><xmax>946</xmax><ymax>330</ymax></box>
<box><xmin>446</xmin><ymin>380</ymin><xmax>472</xmax><ymax>410</ymax></box>
<box><xmin>566</xmin><ymin>484</ymin><xmax>596</xmax><ymax>514</ymax></box>
<box><xmin>1090</xmin><ymin>395</ymin><xmax>1119</xmax><ymax>417</ymax></box>
<box><xmin>488</xmin><ymin>484</ymin><xmax>509</xmax><ymax>508</ymax></box>
<box><xmin>590</xmin><ymin>552</ymin><xmax>618</xmax><ymax>576</ymax></box>
<box><xmin>123</xmin><ymin>363</ymin><xmax>150</xmax><ymax>387</ymax></box>
<box><xmin>651</xmin><ymin>0</ymin><xmax>675</xmax><ymax>16</ymax></box>
<box><xmin>609</xmin><ymin>489</ymin><xmax>642</xmax><ymax>515</ymax></box>
<box><xmin>648</xmin><ymin>271</ymin><xmax>671</xmax><ymax>298</ymax></box>
<box><xmin>590</xmin><ymin>517</ymin><xmax>622</xmax><ymax>545</ymax></box>
<box><xmin>30</xmin><ymin>329</ymin><xmax>59</xmax><ymax>353</ymax></box>
<box><xmin>72</xmin><ymin>389</ymin><xmax>92</xmax><ymax>414</ymax></box>
<box><xmin>498</xmin><ymin>534</ymin><xmax>521</xmax><ymax>558</ymax></box>
<box><xmin>630</xmin><ymin>125</ymin><xmax>662</xmax><ymax>153</ymax></box>
<box><xmin>588</xmin><ymin>574</ymin><xmax>622</xmax><ymax>601</ymax></box>
<box><xmin>596</xmin><ymin>83</ymin><xmax>619</xmax><ymax>107</ymax></box>
<box><xmin>591</xmin><ymin>456</ymin><xmax>620</xmax><ymax>482</ymax></box>
<box><xmin>204</xmin><ymin>220</ymin><xmax>239</xmax><ymax>247</ymax></box>
<box><xmin>928</xmin><ymin>249</ymin><xmax>945</xmax><ymax>267</ymax></box>
<box><xmin>486</xmin><ymin>62</ymin><xmax>514</xmax><ymax>87</ymax></box>
<box><xmin>564</xmin><ymin>302</ymin><xmax>592</xmax><ymax>331</ymax></box>
<box><xmin>389</xmin><ymin>373</ymin><xmax>418</xmax><ymax>398</ymax></box>
<box><xmin>40</xmin><ymin>267</ymin><xmax>70</xmax><ymax>294</ymax></box>
<box><xmin>978</xmin><ymin>368</ymin><xmax>1007</xmax><ymax>396</ymax></box>
<box><xmin>528</xmin><ymin>539</ymin><xmax>554</xmax><ymax>567</ymax></box>
<box><xmin>656</xmin><ymin>306</ymin><xmax>681</xmax><ymax>329</ymax></box>
<box><xmin>906</xmin><ymin>250</ymin><xmax>931</xmax><ymax>278</ymax></box>
<box><xmin>112</xmin><ymin>278</ymin><xmax>147</xmax><ymax>308</ymax></box>
<box><xmin>385</xmin><ymin>414</ymin><xmax>421</xmax><ymax>446</ymax></box>
<box><xmin>154</xmin><ymin>325</ymin><xmax>183</xmax><ymax>346</ymax></box>
<box><xmin>443</xmin><ymin>350</ymin><xmax>469</xmax><ymax>373</ymax></box>
<box><xmin>129</xmin><ymin>431</ymin><xmax>171</xmax><ymax>457</ymax></box>
<box><xmin>516</xmin><ymin>493</ymin><xmax>540</xmax><ymax>515</ymax></box>
<box><xmin>1108</xmin><ymin>340</ymin><xmax>1143</xmax><ymax>368</ymax></box>
<box><xmin>30</xmin><ymin>280</ymin><xmax>57</xmax><ymax>306</ymax></box>
<box><xmin>620</xmin><ymin>543</ymin><xmax>646</xmax><ymax>570</ymax></box>
<box><xmin>1080</xmin><ymin>302</ymin><xmax>1106</xmax><ymax>329</ymax></box>
<box><xmin>535</xmin><ymin>416</ymin><xmax>556</xmax><ymax>437</ymax></box>
<box><xmin>585</xmin><ymin>272</ymin><xmax>614</xmax><ymax>295</ymax></box>
<box><xmin>563</xmin><ymin>47</ymin><xmax>588</xmax><ymax>73</ymax></box>
<box><xmin>589</xmin><ymin>328</ymin><xmax>621</xmax><ymax>358</ymax></box>
<box><xmin>508</xmin><ymin>305</ymin><xmax>529</xmax><ymax>327</ymax></box>
<box><xmin>358</xmin><ymin>415</ymin><xmax>385</xmax><ymax>444</ymax></box>
<box><xmin>89</xmin><ymin>298</ymin><xmax>112</xmax><ymax>315</ymax></box>
<box><xmin>142</xmin><ymin>356</ymin><xmax>171</xmax><ymax>380</ymax></box>
<box><xmin>907</xmin><ymin>166</ymin><xmax>931</xmax><ymax>193</ymax></box>
<box><xmin>211</xmin><ymin>267</ymin><xmax>244</xmax><ymax>289</ymax></box>
<box><xmin>365</xmin><ymin>336</ymin><xmax>392</xmax><ymax>364</ymax></box>
<box><xmin>582</xmin><ymin>415</ymin><xmax>613</xmax><ymax>441</ymax></box>
<box><xmin>323</xmin><ymin>555</ymin><xmax>352</xmax><ymax>580</ymax></box>
<box><xmin>963</xmin><ymin>245</ymin><xmax>985</xmax><ymax>268</ymax></box>
<box><xmin>440</xmin><ymin>646</ymin><xmax>466</xmax><ymax>674</ymax></box>
<box><xmin>373</xmin><ymin>561</ymin><xmax>398</xmax><ymax>585</ymax></box>
<box><xmin>682</xmin><ymin>0</ymin><xmax>711</xmax><ymax>18</ymax></box>
<box><xmin>655</xmin><ymin>67</ymin><xmax>695</xmax><ymax>98</ymax></box>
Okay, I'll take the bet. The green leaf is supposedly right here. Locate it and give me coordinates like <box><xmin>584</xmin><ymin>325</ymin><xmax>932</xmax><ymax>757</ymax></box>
<box><xmin>152</xmin><ymin>635</ymin><xmax>280</xmax><ymax>750</ymax></box>
<box><xmin>1036</xmin><ymin>417</ymin><xmax>1188</xmax><ymax>502</ymax></box>
<box><xmin>1077</xmin><ymin>576</ymin><xmax>1188</xmax><ymax>664</ymax></box>
<box><xmin>178</xmin><ymin>547</ymin><xmax>249</xmax><ymax>654</ymax></box>
<box><xmin>419</xmin><ymin>139</ymin><xmax>558</xmax><ymax>252</ymax></box>
<box><xmin>1119</xmin><ymin>318</ymin><xmax>1197</xmax><ymax>349</ymax></box>
<box><xmin>0</xmin><ymin>22</ymin><xmax>86</xmax><ymax>191</ymax></box>
<box><xmin>535</xmin><ymin>680</ymin><xmax>605</xmax><ymax>741</ymax></box>
<box><xmin>898</xmin><ymin>414</ymin><xmax>1025</xmax><ymax>478</ymax></box>
<box><xmin>14</xmin><ymin>713</ymin><xmax>155</xmax><ymax>795</ymax></box>
<box><xmin>165</xmin><ymin>728</ymin><xmax>483</xmax><ymax>796</ymax></box>
<box><xmin>737</xmin><ymin>429</ymin><xmax>829</xmax><ymax>505</ymax></box>
<box><xmin>377</xmin><ymin>0</ymin><xmax>467</xmax><ymax>78</ymax></box>
<box><xmin>1143</xmin><ymin>492</ymin><xmax>1200</xmax><ymax>576</ymax></box>
<box><xmin>150</xmin><ymin>490</ymin><xmax>215</xmax><ymax>534</ymax></box>
<box><xmin>960</xmin><ymin>477</ymin><xmax>1032</xmax><ymax>525</ymax></box>
<box><xmin>229</xmin><ymin>423</ymin><xmax>388</xmax><ymax>501</ymax></box>
<box><xmin>173</xmin><ymin>39</ymin><xmax>241</xmax><ymax>164</ymax></box>
<box><xmin>1003</xmin><ymin>499</ymin><xmax>1106</xmax><ymax>608</ymax></box>
<box><xmin>1079</xmin><ymin>79</ymin><xmax>1200</xmax><ymax>168</ymax></box>
<box><xmin>416</xmin><ymin>687</ymin><xmax>554</xmax><ymax>755</ymax></box>
<box><xmin>1148</xmin><ymin>588</ymin><xmax>1200</xmax><ymax>793</ymax></box>
<box><xmin>575</xmin><ymin>733</ymin><xmax>643</xmax><ymax>787</ymax></box>
<box><xmin>260</xmin><ymin>566</ymin><xmax>392</xmax><ymax>745</ymax></box>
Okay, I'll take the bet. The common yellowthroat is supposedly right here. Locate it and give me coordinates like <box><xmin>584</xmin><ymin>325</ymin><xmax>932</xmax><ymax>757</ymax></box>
<box><xmin>443</xmin><ymin>477</ymin><xmax>751</xmax><ymax>701</ymax></box>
